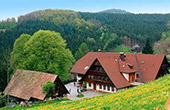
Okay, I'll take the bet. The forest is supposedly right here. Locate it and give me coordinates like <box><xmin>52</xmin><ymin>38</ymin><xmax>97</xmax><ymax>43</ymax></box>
<box><xmin>0</xmin><ymin>9</ymin><xmax>170</xmax><ymax>94</ymax></box>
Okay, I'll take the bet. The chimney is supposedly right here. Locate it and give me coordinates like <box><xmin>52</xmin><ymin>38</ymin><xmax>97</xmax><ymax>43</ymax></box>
<box><xmin>120</xmin><ymin>52</ymin><xmax>126</xmax><ymax>61</ymax></box>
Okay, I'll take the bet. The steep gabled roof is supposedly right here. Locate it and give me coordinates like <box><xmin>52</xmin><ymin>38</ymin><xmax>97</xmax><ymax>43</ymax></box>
<box><xmin>135</xmin><ymin>54</ymin><xmax>165</xmax><ymax>82</ymax></box>
<box><xmin>3</xmin><ymin>69</ymin><xmax>57</xmax><ymax>100</ymax></box>
<box><xmin>70</xmin><ymin>52</ymin><xmax>167</xmax><ymax>88</ymax></box>
<box><xmin>70</xmin><ymin>54</ymin><xmax>97</xmax><ymax>74</ymax></box>
<box><xmin>119</xmin><ymin>60</ymin><xmax>138</xmax><ymax>73</ymax></box>
<box><xmin>97</xmin><ymin>57</ymin><xmax>131</xmax><ymax>89</ymax></box>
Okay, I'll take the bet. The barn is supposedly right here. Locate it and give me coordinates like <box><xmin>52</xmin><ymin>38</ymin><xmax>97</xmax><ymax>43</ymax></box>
<box><xmin>3</xmin><ymin>69</ymin><xmax>69</xmax><ymax>102</ymax></box>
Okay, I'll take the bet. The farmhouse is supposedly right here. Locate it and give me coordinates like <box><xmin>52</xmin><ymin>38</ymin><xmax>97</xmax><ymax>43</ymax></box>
<box><xmin>70</xmin><ymin>52</ymin><xmax>170</xmax><ymax>93</ymax></box>
<box><xmin>3</xmin><ymin>69</ymin><xmax>69</xmax><ymax>102</ymax></box>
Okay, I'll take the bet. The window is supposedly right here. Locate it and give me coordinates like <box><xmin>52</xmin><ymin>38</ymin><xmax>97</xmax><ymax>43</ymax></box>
<box><xmin>104</xmin><ymin>85</ymin><xmax>106</xmax><ymax>90</ymax></box>
<box><xmin>101</xmin><ymin>76</ymin><xmax>104</xmax><ymax>80</ymax></box>
<box><xmin>88</xmin><ymin>75</ymin><xmax>91</xmax><ymax>79</ymax></box>
<box><xmin>99</xmin><ymin>84</ymin><xmax>102</xmax><ymax>89</ymax></box>
<box><xmin>89</xmin><ymin>83</ymin><xmax>91</xmax><ymax>87</ymax></box>
<box><xmin>91</xmin><ymin>75</ymin><xmax>94</xmax><ymax>79</ymax></box>
<box><xmin>100</xmin><ymin>67</ymin><xmax>103</xmax><ymax>72</ymax></box>
<box><xmin>141</xmin><ymin>60</ymin><xmax>144</xmax><ymax>64</ymax></box>
<box><xmin>98</xmin><ymin>76</ymin><xmax>101</xmax><ymax>80</ymax></box>
<box><xmin>84</xmin><ymin>66</ymin><xmax>89</xmax><ymax>70</ymax></box>
<box><xmin>105</xmin><ymin>77</ymin><xmax>108</xmax><ymax>81</ymax></box>
<box><xmin>136</xmin><ymin>74</ymin><xmax>139</xmax><ymax>77</ymax></box>
<box><xmin>112</xmin><ymin>87</ymin><xmax>114</xmax><ymax>91</ymax></box>
<box><xmin>108</xmin><ymin>86</ymin><xmax>110</xmax><ymax>91</ymax></box>
<box><xmin>96</xmin><ymin>67</ymin><xmax>99</xmax><ymax>71</ymax></box>
<box><xmin>94</xmin><ymin>76</ymin><xmax>97</xmax><ymax>80</ymax></box>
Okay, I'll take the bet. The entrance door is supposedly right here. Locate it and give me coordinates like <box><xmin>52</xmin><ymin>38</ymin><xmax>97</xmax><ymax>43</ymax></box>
<box><xmin>94</xmin><ymin>83</ymin><xmax>96</xmax><ymax>90</ymax></box>
<box><xmin>129</xmin><ymin>73</ymin><xmax>135</xmax><ymax>82</ymax></box>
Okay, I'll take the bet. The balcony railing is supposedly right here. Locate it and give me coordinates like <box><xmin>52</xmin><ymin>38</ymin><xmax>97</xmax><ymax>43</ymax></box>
<box><xmin>93</xmin><ymin>78</ymin><xmax>112</xmax><ymax>84</ymax></box>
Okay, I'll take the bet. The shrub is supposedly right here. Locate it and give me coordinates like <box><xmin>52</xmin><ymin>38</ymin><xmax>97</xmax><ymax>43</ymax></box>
<box><xmin>0</xmin><ymin>92</ymin><xmax>6</xmax><ymax>108</ymax></box>
<box><xmin>41</xmin><ymin>81</ymin><xmax>55</xmax><ymax>98</ymax></box>
<box><xmin>82</xmin><ymin>82</ymin><xmax>87</xmax><ymax>88</ymax></box>
<box><xmin>76</xmin><ymin>93</ymin><xmax>84</xmax><ymax>98</ymax></box>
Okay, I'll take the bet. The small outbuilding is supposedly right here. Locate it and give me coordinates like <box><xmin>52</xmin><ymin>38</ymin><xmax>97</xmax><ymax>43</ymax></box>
<box><xmin>3</xmin><ymin>69</ymin><xmax>69</xmax><ymax>102</ymax></box>
<box><xmin>131</xmin><ymin>44</ymin><xmax>140</xmax><ymax>52</ymax></box>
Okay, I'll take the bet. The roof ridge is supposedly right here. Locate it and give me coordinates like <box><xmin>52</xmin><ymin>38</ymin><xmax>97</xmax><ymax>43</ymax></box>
<box><xmin>17</xmin><ymin>69</ymin><xmax>57</xmax><ymax>77</ymax></box>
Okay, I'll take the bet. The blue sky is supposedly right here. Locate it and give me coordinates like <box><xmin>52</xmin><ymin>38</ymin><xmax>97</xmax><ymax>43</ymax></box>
<box><xmin>1</xmin><ymin>0</ymin><xmax>170</xmax><ymax>20</ymax></box>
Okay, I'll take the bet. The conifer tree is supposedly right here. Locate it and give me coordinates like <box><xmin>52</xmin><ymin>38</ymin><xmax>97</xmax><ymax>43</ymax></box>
<box><xmin>142</xmin><ymin>37</ymin><xmax>154</xmax><ymax>54</ymax></box>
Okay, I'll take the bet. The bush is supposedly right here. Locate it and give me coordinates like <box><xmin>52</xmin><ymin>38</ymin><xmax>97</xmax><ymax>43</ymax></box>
<box><xmin>76</xmin><ymin>93</ymin><xmax>84</xmax><ymax>98</ymax></box>
<box><xmin>0</xmin><ymin>92</ymin><xmax>6</xmax><ymax>108</ymax></box>
<box><xmin>41</xmin><ymin>81</ymin><xmax>55</xmax><ymax>98</ymax></box>
<box><xmin>82</xmin><ymin>82</ymin><xmax>86</xmax><ymax>88</ymax></box>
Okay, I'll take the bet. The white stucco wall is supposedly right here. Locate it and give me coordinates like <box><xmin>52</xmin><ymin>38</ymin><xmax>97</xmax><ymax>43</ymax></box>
<box><xmin>96</xmin><ymin>84</ymin><xmax>100</xmax><ymax>90</ymax></box>
<box><xmin>76</xmin><ymin>74</ymin><xmax>82</xmax><ymax>82</ymax></box>
<box><xmin>86</xmin><ymin>82</ymin><xmax>93</xmax><ymax>89</ymax></box>
<box><xmin>96</xmin><ymin>84</ymin><xmax>114</xmax><ymax>93</ymax></box>
<box><xmin>122</xmin><ymin>73</ymin><xmax>129</xmax><ymax>81</ymax></box>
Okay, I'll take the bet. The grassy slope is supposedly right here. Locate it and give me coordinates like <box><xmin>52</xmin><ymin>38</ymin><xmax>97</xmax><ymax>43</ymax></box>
<box><xmin>2</xmin><ymin>75</ymin><xmax>170</xmax><ymax>110</ymax></box>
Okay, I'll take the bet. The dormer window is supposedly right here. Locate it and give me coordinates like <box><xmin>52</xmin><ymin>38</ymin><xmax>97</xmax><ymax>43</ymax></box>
<box><xmin>128</xmin><ymin>63</ymin><xmax>133</xmax><ymax>68</ymax></box>
<box><xmin>84</xmin><ymin>66</ymin><xmax>89</xmax><ymax>70</ymax></box>
<box><xmin>123</xmin><ymin>65</ymin><xmax>125</xmax><ymax>68</ymax></box>
<box><xmin>141</xmin><ymin>60</ymin><xmax>144</xmax><ymax>64</ymax></box>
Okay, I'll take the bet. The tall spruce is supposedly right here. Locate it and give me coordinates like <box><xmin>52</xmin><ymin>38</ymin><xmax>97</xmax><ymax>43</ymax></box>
<box><xmin>142</xmin><ymin>37</ymin><xmax>154</xmax><ymax>54</ymax></box>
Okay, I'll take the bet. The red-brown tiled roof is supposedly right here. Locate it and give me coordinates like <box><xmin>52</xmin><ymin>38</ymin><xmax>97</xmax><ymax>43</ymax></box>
<box><xmin>70</xmin><ymin>52</ymin><xmax>166</xmax><ymax>88</ymax></box>
<box><xmin>3</xmin><ymin>69</ymin><xmax>57</xmax><ymax>100</ymax></box>
<box><xmin>97</xmin><ymin>57</ymin><xmax>131</xmax><ymax>89</ymax></box>
<box><xmin>119</xmin><ymin>61</ymin><xmax>138</xmax><ymax>73</ymax></box>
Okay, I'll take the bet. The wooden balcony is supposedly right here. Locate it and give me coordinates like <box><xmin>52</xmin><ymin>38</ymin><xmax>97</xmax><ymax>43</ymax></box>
<box><xmin>93</xmin><ymin>79</ymin><xmax>112</xmax><ymax>85</ymax></box>
<box><xmin>89</xmin><ymin>70</ymin><xmax>107</xmax><ymax>76</ymax></box>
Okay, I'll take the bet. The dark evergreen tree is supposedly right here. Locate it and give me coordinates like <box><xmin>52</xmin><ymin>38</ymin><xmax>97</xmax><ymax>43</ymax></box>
<box><xmin>142</xmin><ymin>37</ymin><xmax>154</xmax><ymax>54</ymax></box>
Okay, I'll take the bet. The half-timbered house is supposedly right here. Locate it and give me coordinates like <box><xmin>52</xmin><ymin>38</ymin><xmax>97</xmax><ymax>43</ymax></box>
<box><xmin>70</xmin><ymin>52</ymin><xmax>170</xmax><ymax>93</ymax></box>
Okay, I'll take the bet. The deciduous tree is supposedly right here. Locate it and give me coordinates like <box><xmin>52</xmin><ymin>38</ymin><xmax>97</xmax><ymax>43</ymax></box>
<box><xmin>75</xmin><ymin>43</ymin><xmax>89</xmax><ymax>60</ymax></box>
<box><xmin>10</xmin><ymin>30</ymin><xmax>74</xmax><ymax>81</ymax></box>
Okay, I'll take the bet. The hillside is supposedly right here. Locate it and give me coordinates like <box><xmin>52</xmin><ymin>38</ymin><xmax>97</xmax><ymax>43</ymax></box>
<box><xmin>2</xmin><ymin>75</ymin><xmax>170</xmax><ymax>110</ymax></box>
<box><xmin>0</xmin><ymin>8</ymin><xmax>170</xmax><ymax>94</ymax></box>
<box><xmin>99</xmin><ymin>8</ymin><xmax>131</xmax><ymax>14</ymax></box>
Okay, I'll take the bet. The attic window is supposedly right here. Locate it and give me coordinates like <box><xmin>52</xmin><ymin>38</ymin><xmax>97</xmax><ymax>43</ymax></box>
<box><xmin>141</xmin><ymin>60</ymin><xmax>144</xmax><ymax>64</ymax></box>
<box><xmin>123</xmin><ymin>65</ymin><xmax>125</xmax><ymax>68</ymax></box>
<box><xmin>115</xmin><ymin>59</ymin><xmax>118</xmax><ymax>62</ymax></box>
<box><xmin>84</xmin><ymin>66</ymin><xmax>89</xmax><ymax>70</ymax></box>
<box><xmin>128</xmin><ymin>64</ymin><xmax>133</xmax><ymax>68</ymax></box>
